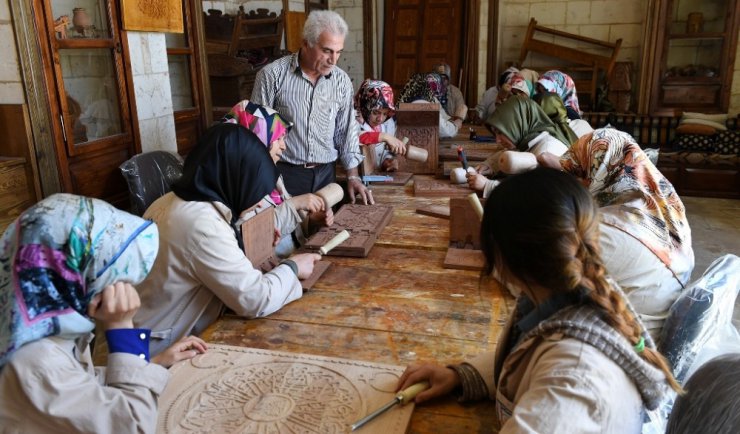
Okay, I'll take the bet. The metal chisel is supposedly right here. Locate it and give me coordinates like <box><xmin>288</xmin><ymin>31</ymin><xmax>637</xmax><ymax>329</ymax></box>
<box><xmin>350</xmin><ymin>381</ymin><xmax>430</xmax><ymax>431</ymax></box>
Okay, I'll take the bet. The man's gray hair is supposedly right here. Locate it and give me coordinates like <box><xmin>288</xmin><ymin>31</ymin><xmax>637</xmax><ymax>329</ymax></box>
<box><xmin>303</xmin><ymin>10</ymin><xmax>348</xmax><ymax>46</ymax></box>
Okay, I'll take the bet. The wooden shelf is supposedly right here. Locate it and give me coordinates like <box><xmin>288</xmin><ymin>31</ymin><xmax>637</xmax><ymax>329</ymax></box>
<box><xmin>649</xmin><ymin>0</ymin><xmax>738</xmax><ymax>114</ymax></box>
<box><xmin>668</xmin><ymin>32</ymin><xmax>725</xmax><ymax>40</ymax></box>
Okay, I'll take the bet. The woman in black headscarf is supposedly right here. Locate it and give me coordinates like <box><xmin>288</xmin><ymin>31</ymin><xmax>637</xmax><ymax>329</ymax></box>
<box><xmin>127</xmin><ymin>123</ymin><xmax>320</xmax><ymax>356</ymax></box>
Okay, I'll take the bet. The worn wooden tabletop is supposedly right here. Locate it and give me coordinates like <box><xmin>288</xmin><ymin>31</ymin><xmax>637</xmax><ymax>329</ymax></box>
<box><xmin>202</xmin><ymin>174</ymin><xmax>514</xmax><ymax>434</ymax></box>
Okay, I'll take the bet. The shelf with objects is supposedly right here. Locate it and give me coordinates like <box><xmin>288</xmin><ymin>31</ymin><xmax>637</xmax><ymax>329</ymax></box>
<box><xmin>649</xmin><ymin>0</ymin><xmax>738</xmax><ymax>115</ymax></box>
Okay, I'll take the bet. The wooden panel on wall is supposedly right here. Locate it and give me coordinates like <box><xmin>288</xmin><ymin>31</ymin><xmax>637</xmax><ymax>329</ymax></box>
<box><xmin>0</xmin><ymin>104</ymin><xmax>42</xmax><ymax>200</ymax></box>
<box><xmin>68</xmin><ymin>147</ymin><xmax>131</xmax><ymax>208</ymax></box>
<box><xmin>0</xmin><ymin>158</ymin><xmax>33</xmax><ymax>231</ymax></box>
<box><xmin>285</xmin><ymin>11</ymin><xmax>306</xmax><ymax>53</ymax></box>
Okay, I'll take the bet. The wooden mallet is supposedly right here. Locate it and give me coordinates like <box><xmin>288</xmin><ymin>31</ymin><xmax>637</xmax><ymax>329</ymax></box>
<box><xmin>319</xmin><ymin>230</ymin><xmax>350</xmax><ymax>255</ymax></box>
<box><xmin>315</xmin><ymin>183</ymin><xmax>344</xmax><ymax>209</ymax></box>
<box><xmin>403</xmin><ymin>137</ymin><xmax>429</xmax><ymax>162</ymax></box>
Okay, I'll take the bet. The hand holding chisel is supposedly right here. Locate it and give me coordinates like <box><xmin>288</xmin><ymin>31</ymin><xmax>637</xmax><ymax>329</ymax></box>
<box><xmin>350</xmin><ymin>381</ymin><xmax>430</xmax><ymax>431</ymax></box>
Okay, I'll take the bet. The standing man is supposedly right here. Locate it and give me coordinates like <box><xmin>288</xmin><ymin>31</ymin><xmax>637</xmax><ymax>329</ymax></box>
<box><xmin>252</xmin><ymin>10</ymin><xmax>373</xmax><ymax>205</ymax></box>
<box><xmin>433</xmin><ymin>62</ymin><xmax>468</xmax><ymax>122</ymax></box>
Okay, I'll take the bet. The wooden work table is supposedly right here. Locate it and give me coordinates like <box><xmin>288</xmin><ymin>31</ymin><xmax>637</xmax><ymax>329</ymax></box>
<box><xmin>202</xmin><ymin>175</ymin><xmax>513</xmax><ymax>433</ymax></box>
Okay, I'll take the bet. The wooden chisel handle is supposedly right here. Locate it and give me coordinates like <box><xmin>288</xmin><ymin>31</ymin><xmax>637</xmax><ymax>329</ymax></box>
<box><xmin>397</xmin><ymin>381</ymin><xmax>430</xmax><ymax>405</ymax></box>
<box><xmin>319</xmin><ymin>230</ymin><xmax>350</xmax><ymax>255</ymax></box>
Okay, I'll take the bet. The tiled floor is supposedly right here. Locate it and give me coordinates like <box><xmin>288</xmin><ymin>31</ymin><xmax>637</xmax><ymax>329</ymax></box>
<box><xmin>681</xmin><ymin>197</ymin><xmax>740</xmax><ymax>331</ymax></box>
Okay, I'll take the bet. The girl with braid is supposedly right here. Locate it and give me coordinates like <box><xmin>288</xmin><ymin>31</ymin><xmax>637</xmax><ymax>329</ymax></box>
<box><xmin>397</xmin><ymin>168</ymin><xmax>680</xmax><ymax>433</ymax></box>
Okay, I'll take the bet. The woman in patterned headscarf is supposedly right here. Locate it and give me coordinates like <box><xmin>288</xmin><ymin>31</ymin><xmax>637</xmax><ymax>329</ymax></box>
<box><xmin>540</xmin><ymin>127</ymin><xmax>695</xmax><ymax>338</ymax></box>
<box><xmin>496</xmin><ymin>67</ymin><xmax>539</xmax><ymax>104</ymax></box>
<box><xmin>399</xmin><ymin>73</ymin><xmax>461</xmax><ymax>138</ymax></box>
<box><xmin>224</xmin><ymin>100</ymin><xmax>332</xmax><ymax>256</ymax></box>
<box><xmin>353</xmin><ymin>79</ymin><xmax>406</xmax><ymax>171</ymax></box>
<box><xmin>537</xmin><ymin>70</ymin><xmax>582</xmax><ymax>119</ymax></box>
<box><xmin>0</xmin><ymin>193</ymin><xmax>205</xmax><ymax>433</ymax></box>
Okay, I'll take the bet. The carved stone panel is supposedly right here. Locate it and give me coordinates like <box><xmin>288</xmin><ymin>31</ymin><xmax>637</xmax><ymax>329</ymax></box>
<box><xmin>395</xmin><ymin>102</ymin><xmax>439</xmax><ymax>174</ymax></box>
<box><xmin>413</xmin><ymin>178</ymin><xmax>474</xmax><ymax>197</ymax></box>
<box><xmin>157</xmin><ymin>344</ymin><xmax>414</xmax><ymax>434</ymax></box>
<box><xmin>303</xmin><ymin>204</ymin><xmax>394</xmax><ymax>257</ymax></box>
<box><xmin>241</xmin><ymin>206</ymin><xmax>329</xmax><ymax>289</ymax></box>
<box><xmin>241</xmin><ymin>206</ymin><xmax>276</xmax><ymax>269</ymax></box>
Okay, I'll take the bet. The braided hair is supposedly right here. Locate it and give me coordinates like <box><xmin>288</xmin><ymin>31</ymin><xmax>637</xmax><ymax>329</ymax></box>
<box><xmin>481</xmin><ymin>167</ymin><xmax>681</xmax><ymax>392</ymax></box>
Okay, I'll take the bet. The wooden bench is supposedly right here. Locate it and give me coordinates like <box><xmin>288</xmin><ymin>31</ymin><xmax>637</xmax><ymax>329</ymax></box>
<box><xmin>519</xmin><ymin>18</ymin><xmax>622</xmax><ymax>111</ymax></box>
<box><xmin>582</xmin><ymin>112</ymin><xmax>739</xmax><ymax>199</ymax></box>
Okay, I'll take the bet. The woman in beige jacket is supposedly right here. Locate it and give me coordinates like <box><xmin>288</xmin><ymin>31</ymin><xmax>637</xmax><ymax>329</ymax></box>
<box><xmin>129</xmin><ymin>123</ymin><xmax>320</xmax><ymax>357</ymax></box>
<box><xmin>0</xmin><ymin>194</ymin><xmax>205</xmax><ymax>434</ymax></box>
<box><xmin>398</xmin><ymin>168</ymin><xmax>681</xmax><ymax>433</ymax></box>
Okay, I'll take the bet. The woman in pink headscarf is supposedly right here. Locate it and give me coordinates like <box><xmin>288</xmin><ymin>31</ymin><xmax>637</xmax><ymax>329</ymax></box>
<box><xmin>224</xmin><ymin>100</ymin><xmax>333</xmax><ymax>256</ymax></box>
<box><xmin>354</xmin><ymin>79</ymin><xmax>407</xmax><ymax>172</ymax></box>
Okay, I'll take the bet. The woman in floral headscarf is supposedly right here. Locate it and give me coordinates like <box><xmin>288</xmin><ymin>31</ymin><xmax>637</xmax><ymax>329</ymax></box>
<box><xmin>539</xmin><ymin>127</ymin><xmax>695</xmax><ymax>338</ymax></box>
<box><xmin>537</xmin><ymin>70</ymin><xmax>581</xmax><ymax>119</ymax></box>
<box><xmin>399</xmin><ymin>73</ymin><xmax>461</xmax><ymax>138</ymax></box>
<box><xmin>497</xmin><ymin>67</ymin><xmax>540</xmax><ymax>104</ymax></box>
<box><xmin>0</xmin><ymin>193</ymin><xmax>205</xmax><ymax>434</ymax></box>
<box><xmin>224</xmin><ymin>100</ymin><xmax>332</xmax><ymax>256</ymax></box>
<box><xmin>353</xmin><ymin>79</ymin><xmax>407</xmax><ymax>172</ymax></box>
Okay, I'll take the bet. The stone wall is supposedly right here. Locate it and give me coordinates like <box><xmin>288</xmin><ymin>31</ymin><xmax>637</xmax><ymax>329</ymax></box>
<box><xmin>0</xmin><ymin>0</ymin><xmax>24</xmax><ymax>104</ymax></box>
<box><xmin>330</xmin><ymin>0</ymin><xmax>364</xmax><ymax>88</ymax></box>
<box><xmin>126</xmin><ymin>32</ymin><xmax>177</xmax><ymax>153</ymax></box>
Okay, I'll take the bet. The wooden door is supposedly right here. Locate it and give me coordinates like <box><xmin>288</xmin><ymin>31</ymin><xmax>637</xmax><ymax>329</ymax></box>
<box><xmin>382</xmin><ymin>0</ymin><xmax>464</xmax><ymax>93</ymax></box>
<box><xmin>34</xmin><ymin>0</ymin><xmax>136</xmax><ymax>208</ymax></box>
<box><xmin>167</xmin><ymin>0</ymin><xmax>208</xmax><ymax>156</ymax></box>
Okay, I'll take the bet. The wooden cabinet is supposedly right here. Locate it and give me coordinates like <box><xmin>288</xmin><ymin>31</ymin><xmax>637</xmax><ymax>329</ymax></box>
<box><xmin>649</xmin><ymin>0</ymin><xmax>739</xmax><ymax>114</ymax></box>
<box><xmin>33</xmin><ymin>0</ymin><xmax>137</xmax><ymax>208</ymax></box>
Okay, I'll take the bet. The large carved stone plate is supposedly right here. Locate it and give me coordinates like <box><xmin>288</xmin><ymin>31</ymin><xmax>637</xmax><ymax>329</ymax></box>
<box><xmin>157</xmin><ymin>344</ymin><xmax>413</xmax><ymax>434</ymax></box>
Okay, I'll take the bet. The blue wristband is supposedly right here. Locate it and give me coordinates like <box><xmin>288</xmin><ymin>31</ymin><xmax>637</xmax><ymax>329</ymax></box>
<box><xmin>105</xmin><ymin>328</ymin><xmax>151</xmax><ymax>362</ymax></box>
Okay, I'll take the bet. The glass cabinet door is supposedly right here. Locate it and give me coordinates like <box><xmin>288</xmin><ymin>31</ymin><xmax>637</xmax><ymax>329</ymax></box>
<box><xmin>44</xmin><ymin>0</ymin><xmax>132</xmax><ymax>156</ymax></box>
<box><xmin>166</xmin><ymin>1</ymin><xmax>207</xmax><ymax>156</ymax></box>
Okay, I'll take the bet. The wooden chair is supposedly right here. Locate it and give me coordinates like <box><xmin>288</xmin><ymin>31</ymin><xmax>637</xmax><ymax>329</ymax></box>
<box><xmin>518</xmin><ymin>18</ymin><xmax>622</xmax><ymax>111</ymax></box>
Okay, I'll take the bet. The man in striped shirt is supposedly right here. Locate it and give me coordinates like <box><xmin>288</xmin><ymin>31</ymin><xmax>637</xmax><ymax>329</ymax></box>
<box><xmin>252</xmin><ymin>10</ymin><xmax>373</xmax><ymax>205</ymax></box>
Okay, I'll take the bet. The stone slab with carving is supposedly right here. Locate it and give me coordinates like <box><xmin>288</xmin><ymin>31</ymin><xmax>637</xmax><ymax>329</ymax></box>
<box><xmin>395</xmin><ymin>102</ymin><xmax>439</xmax><ymax>174</ymax></box>
<box><xmin>157</xmin><ymin>344</ymin><xmax>414</xmax><ymax>433</ymax></box>
<box><xmin>303</xmin><ymin>204</ymin><xmax>394</xmax><ymax>257</ymax></box>
<box><xmin>241</xmin><ymin>206</ymin><xmax>329</xmax><ymax>289</ymax></box>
